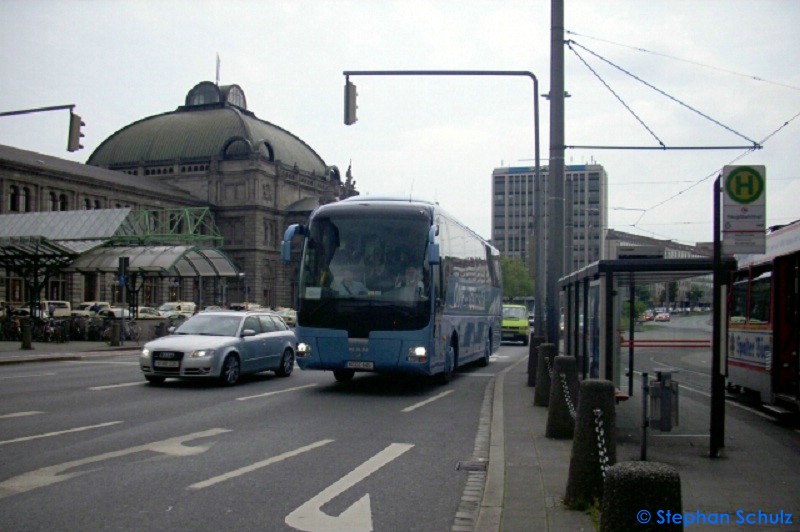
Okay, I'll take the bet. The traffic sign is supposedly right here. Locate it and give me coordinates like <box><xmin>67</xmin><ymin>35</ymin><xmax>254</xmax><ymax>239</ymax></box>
<box><xmin>722</xmin><ymin>165</ymin><xmax>766</xmax><ymax>254</ymax></box>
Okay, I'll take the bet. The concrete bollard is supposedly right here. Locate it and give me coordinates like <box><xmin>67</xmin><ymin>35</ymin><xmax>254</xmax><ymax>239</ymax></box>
<box><xmin>600</xmin><ymin>461</ymin><xmax>682</xmax><ymax>531</ymax></box>
<box><xmin>545</xmin><ymin>355</ymin><xmax>580</xmax><ymax>439</ymax></box>
<box><xmin>533</xmin><ymin>343</ymin><xmax>558</xmax><ymax>406</ymax></box>
<box><xmin>564</xmin><ymin>379</ymin><xmax>617</xmax><ymax>508</ymax></box>
<box><xmin>527</xmin><ymin>335</ymin><xmax>545</xmax><ymax>386</ymax></box>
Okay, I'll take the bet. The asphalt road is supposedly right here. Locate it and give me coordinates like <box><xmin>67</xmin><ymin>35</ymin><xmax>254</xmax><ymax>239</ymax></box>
<box><xmin>625</xmin><ymin>313</ymin><xmax>714</xmax><ymax>393</ymax></box>
<box><xmin>0</xmin><ymin>345</ymin><xmax>528</xmax><ymax>531</ymax></box>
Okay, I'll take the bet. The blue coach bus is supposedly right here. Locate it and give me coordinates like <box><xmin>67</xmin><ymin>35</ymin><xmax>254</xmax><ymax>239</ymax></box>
<box><xmin>281</xmin><ymin>197</ymin><xmax>502</xmax><ymax>384</ymax></box>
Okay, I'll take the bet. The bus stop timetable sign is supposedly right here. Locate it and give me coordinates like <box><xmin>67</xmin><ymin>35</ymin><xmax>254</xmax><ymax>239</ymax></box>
<box><xmin>722</xmin><ymin>165</ymin><xmax>766</xmax><ymax>254</ymax></box>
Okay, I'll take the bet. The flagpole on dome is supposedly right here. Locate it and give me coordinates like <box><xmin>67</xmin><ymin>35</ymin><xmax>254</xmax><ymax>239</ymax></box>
<box><xmin>215</xmin><ymin>53</ymin><xmax>221</xmax><ymax>86</ymax></box>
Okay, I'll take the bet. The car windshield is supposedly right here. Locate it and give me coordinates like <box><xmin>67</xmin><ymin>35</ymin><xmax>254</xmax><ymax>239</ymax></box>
<box><xmin>175</xmin><ymin>314</ymin><xmax>242</xmax><ymax>336</ymax></box>
<box><xmin>503</xmin><ymin>306</ymin><xmax>527</xmax><ymax>319</ymax></box>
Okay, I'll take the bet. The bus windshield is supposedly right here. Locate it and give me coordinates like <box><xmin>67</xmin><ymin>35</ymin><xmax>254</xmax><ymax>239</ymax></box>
<box><xmin>298</xmin><ymin>212</ymin><xmax>432</xmax><ymax>336</ymax></box>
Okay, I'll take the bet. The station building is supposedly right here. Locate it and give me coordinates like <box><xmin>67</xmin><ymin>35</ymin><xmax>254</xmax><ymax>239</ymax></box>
<box><xmin>0</xmin><ymin>81</ymin><xmax>357</xmax><ymax>311</ymax></box>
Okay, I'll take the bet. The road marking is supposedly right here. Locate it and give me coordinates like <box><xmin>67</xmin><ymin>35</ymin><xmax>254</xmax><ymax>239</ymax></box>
<box><xmin>285</xmin><ymin>442</ymin><xmax>414</xmax><ymax>532</ymax></box>
<box><xmin>402</xmin><ymin>390</ymin><xmax>454</xmax><ymax>413</ymax></box>
<box><xmin>188</xmin><ymin>439</ymin><xmax>334</xmax><ymax>490</ymax></box>
<box><xmin>0</xmin><ymin>420</ymin><xmax>123</xmax><ymax>446</ymax></box>
<box><xmin>460</xmin><ymin>373</ymin><xmax>494</xmax><ymax>378</ymax></box>
<box><xmin>0</xmin><ymin>372</ymin><xmax>57</xmax><ymax>380</ymax></box>
<box><xmin>0</xmin><ymin>411</ymin><xmax>44</xmax><ymax>419</ymax></box>
<box><xmin>236</xmin><ymin>383</ymin><xmax>317</xmax><ymax>401</ymax></box>
<box><xmin>90</xmin><ymin>381</ymin><xmax>143</xmax><ymax>390</ymax></box>
<box><xmin>0</xmin><ymin>428</ymin><xmax>230</xmax><ymax>499</ymax></box>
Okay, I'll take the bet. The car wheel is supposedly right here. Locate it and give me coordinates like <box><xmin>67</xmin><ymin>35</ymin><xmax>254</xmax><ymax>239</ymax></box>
<box><xmin>275</xmin><ymin>349</ymin><xmax>294</xmax><ymax>377</ymax></box>
<box><xmin>219</xmin><ymin>354</ymin><xmax>241</xmax><ymax>386</ymax></box>
<box><xmin>145</xmin><ymin>375</ymin><xmax>165</xmax><ymax>385</ymax></box>
<box><xmin>333</xmin><ymin>369</ymin><xmax>355</xmax><ymax>382</ymax></box>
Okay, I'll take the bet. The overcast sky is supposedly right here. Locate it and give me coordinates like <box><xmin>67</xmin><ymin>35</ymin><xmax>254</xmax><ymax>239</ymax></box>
<box><xmin>1</xmin><ymin>0</ymin><xmax>798</xmax><ymax>246</ymax></box>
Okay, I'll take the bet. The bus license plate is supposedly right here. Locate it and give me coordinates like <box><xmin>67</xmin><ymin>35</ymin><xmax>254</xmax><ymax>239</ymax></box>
<box><xmin>346</xmin><ymin>361</ymin><xmax>374</xmax><ymax>370</ymax></box>
<box><xmin>155</xmin><ymin>360</ymin><xmax>180</xmax><ymax>368</ymax></box>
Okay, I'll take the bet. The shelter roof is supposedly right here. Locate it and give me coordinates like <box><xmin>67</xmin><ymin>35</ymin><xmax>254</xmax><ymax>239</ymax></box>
<box><xmin>0</xmin><ymin>209</ymin><xmax>238</xmax><ymax>277</ymax></box>
<box><xmin>559</xmin><ymin>257</ymin><xmax>737</xmax><ymax>288</ymax></box>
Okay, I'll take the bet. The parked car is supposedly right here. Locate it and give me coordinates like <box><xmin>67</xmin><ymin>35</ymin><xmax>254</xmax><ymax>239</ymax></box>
<box><xmin>137</xmin><ymin>306</ymin><xmax>161</xmax><ymax>319</ymax></box>
<box><xmin>72</xmin><ymin>301</ymin><xmax>111</xmax><ymax>317</ymax></box>
<box><xmin>654</xmin><ymin>312</ymin><xmax>671</xmax><ymax>322</ymax></box>
<box><xmin>97</xmin><ymin>307</ymin><xmax>132</xmax><ymax>319</ymax></box>
<box><xmin>502</xmin><ymin>304</ymin><xmax>530</xmax><ymax>345</ymax></box>
<box><xmin>276</xmin><ymin>307</ymin><xmax>297</xmax><ymax>327</ymax></box>
<box><xmin>139</xmin><ymin>310</ymin><xmax>297</xmax><ymax>386</ymax></box>
<box><xmin>158</xmin><ymin>301</ymin><xmax>196</xmax><ymax>319</ymax></box>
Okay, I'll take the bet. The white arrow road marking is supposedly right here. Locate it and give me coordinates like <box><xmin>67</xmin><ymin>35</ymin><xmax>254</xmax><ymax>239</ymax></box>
<box><xmin>188</xmin><ymin>439</ymin><xmax>334</xmax><ymax>490</ymax></box>
<box><xmin>285</xmin><ymin>443</ymin><xmax>414</xmax><ymax>532</ymax></box>
<box><xmin>0</xmin><ymin>421</ymin><xmax>123</xmax><ymax>446</ymax></box>
<box><xmin>401</xmin><ymin>390</ymin><xmax>454</xmax><ymax>413</ymax></box>
<box><xmin>0</xmin><ymin>411</ymin><xmax>44</xmax><ymax>419</ymax></box>
<box><xmin>0</xmin><ymin>428</ymin><xmax>230</xmax><ymax>499</ymax></box>
<box><xmin>237</xmin><ymin>383</ymin><xmax>318</xmax><ymax>401</ymax></box>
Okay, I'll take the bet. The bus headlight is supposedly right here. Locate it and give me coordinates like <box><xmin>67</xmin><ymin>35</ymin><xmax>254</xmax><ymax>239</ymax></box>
<box><xmin>407</xmin><ymin>346</ymin><xmax>427</xmax><ymax>363</ymax></box>
<box><xmin>297</xmin><ymin>343</ymin><xmax>312</xmax><ymax>358</ymax></box>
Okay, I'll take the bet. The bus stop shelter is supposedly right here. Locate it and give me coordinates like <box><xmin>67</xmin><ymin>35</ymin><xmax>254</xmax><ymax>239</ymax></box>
<box><xmin>558</xmin><ymin>256</ymin><xmax>736</xmax><ymax>395</ymax></box>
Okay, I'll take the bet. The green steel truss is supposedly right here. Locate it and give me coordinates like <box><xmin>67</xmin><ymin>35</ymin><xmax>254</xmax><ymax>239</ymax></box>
<box><xmin>113</xmin><ymin>207</ymin><xmax>224</xmax><ymax>246</ymax></box>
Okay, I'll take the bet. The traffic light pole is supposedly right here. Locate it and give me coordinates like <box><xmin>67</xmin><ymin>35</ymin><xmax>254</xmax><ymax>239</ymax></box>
<box><xmin>0</xmin><ymin>104</ymin><xmax>76</xmax><ymax>117</ymax></box>
<box><xmin>342</xmin><ymin>69</ymin><xmax>543</xmax><ymax>329</ymax></box>
<box><xmin>0</xmin><ymin>104</ymin><xmax>84</xmax><ymax>152</ymax></box>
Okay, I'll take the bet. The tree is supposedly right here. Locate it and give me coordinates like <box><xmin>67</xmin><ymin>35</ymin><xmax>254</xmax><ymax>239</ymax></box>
<box><xmin>500</xmin><ymin>255</ymin><xmax>534</xmax><ymax>299</ymax></box>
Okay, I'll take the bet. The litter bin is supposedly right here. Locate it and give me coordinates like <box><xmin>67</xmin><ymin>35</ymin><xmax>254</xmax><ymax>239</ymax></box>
<box><xmin>649</xmin><ymin>370</ymin><xmax>679</xmax><ymax>431</ymax></box>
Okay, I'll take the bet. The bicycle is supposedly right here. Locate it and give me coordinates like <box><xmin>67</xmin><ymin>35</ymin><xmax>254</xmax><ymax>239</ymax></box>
<box><xmin>103</xmin><ymin>319</ymin><xmax>141</xmax><ymax>345</ymax></box>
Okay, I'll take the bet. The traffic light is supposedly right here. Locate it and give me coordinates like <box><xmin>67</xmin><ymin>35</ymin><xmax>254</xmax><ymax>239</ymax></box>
<box><xmin>344</xmin><ymin>80</ymin><xmax>358</xmax><ymax>125</ymax></box>
<box><xmin>67</xmin><ymin>111</ymin><xmax>85</xmax><ymax>152</ymax></box>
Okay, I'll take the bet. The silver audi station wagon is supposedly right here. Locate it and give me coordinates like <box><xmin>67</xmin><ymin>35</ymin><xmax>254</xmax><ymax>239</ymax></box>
<box><xmin>139</xmin><ymin>311</ymin><xmax>297</xmax><ymax>386</ymax></box>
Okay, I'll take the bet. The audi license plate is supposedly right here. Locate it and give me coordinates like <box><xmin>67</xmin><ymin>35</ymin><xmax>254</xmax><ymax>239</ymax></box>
<box><xmin>154</xmin><ymin>360</ymin><xmax>180</xmax><ymax>368</ymax></box>
<box><xmin>346</xmin><ymin>361</ymin><xmax>374</xmax><ymax>370</ymax></box>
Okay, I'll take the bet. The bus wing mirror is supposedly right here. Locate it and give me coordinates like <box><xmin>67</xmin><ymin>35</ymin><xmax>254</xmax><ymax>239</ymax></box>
<box><xmin>281</xmin><ymin>224</ymin><xmax>307</xmax><ymax>263</ymax></box>
<box><xmin>427</xmin><ymin>226</ymin><xmax>440</xmax><ymax>264</ymax></box>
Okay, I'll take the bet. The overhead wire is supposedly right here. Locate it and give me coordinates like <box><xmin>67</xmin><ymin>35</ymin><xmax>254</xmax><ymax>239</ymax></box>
<box><xmin>564</xmin><ymin>32</ymin><xmax>800</xmax><ymax>238</ymax></box>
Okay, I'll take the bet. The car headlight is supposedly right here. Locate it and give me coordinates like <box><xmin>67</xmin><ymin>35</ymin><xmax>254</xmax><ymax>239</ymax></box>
<box><xmin>190</xmin><ymin>349</ymin><xmax>215</xmax><ymax>358</ymax></box>
<box><xmin>141</xmin><ymin>348</ymin><xmax>151</xmax><ymax>358</ymax></box>
<box><xmin>297</xmin><ymin>343</ymin><xmax>311</xmax><ymax>354</ymax></box>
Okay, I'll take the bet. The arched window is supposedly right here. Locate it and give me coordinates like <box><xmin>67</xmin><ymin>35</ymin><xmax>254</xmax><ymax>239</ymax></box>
<box><xmin>84</xmin><ymin>198</ymin><xmax>92</xmax><ymax>210</ymax></box>
<box><xmin>259</xmin><ymin>142</ymin><xmax>275</xmax><ymax>162</ymax></box>
<box><xmin>9</xmin><ymin>185</ymin><xmax>20</xmax><ymax>212</ymax></box>
<box><xmin>59</xmin><ymin>194</ymin><xmax>68</xmax><ymax>211</ymax></box>
<box><xmin>50</xmin><ymin>192</ymin><xmax>59</xmax><ymax>211</ymax></box>
<box><xmin>94</xmin><ymin>199</ymin><xmax>102</xmax><ymax>209</ymax></box>
<box><xmin>21</xmin><ymin>187</ymin><xmax>31</xmax><ymax>212</ymax></box>
<box><xmin>223</xmin><ymin>136</ymin><xmax>252</xmax><ymax>159</ymax></box>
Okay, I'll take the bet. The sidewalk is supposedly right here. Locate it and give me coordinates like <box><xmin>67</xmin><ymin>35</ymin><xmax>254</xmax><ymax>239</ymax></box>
<box><xmin>0</xmin><ymin>339</ymin><xmax>139</xmax><ymax>364</ymax></box>
<box><xmin>496</xmin><ymin>356</ymin><xmax>800</xmax><ymax>531</ymax></box>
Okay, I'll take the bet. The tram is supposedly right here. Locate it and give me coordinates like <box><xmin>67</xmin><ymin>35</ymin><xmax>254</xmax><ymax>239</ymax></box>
<box><xmin>727</xmin><ymin>220</ymin><xmax>800</xmax><ymax>412</ymax></box>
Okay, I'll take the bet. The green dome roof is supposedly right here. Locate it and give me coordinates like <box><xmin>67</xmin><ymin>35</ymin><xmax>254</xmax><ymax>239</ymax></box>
<box><xmin>87</xmin><ymin>81</ymin><xmax>328</xmax><ymax>176</ymax></box>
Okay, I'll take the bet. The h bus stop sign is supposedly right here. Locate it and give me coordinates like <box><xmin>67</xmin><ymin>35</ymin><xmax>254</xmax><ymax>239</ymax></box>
<box><xmin>722</xmin><ymin>165</ymin><xmax>766</xmax><ymax>255</ymax></box>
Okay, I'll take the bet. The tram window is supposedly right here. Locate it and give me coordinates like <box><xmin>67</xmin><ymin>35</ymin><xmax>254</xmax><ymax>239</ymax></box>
<box><xmin>749</xmin><ymin>272</ymin><xmax>771</xmax><ymax>324</ymax></box>
<box><xmin>730</xmin><ymin>279</ymin><xmax>748</xmax><ymax>324</ymax></box>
